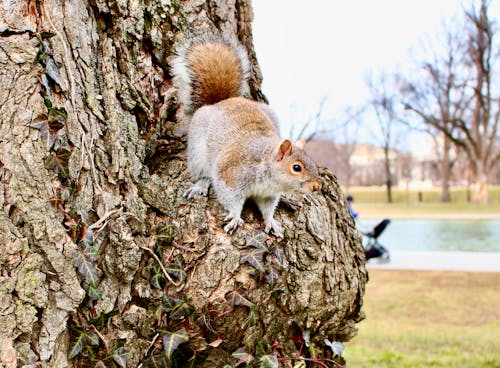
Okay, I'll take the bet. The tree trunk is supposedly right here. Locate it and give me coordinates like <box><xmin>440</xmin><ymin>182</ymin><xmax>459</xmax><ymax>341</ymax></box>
<box><xmin>383</xmin><ymin>146</ymin><xmax>393</xmax><ymax>203</ymax></box>
<box><xmin>471</xmin><ymin>162</ymin><xmax>490</xmax><ymax>204</ymax></box>
<box><xmin>0</xmin><ymin>1</ymin><xmax>366</xmax><ymax>367</ymax></box>
<box><xmin>440</xmin><ymin>135</ymin><xmax>451</xmax><ymax>203</ymax></box>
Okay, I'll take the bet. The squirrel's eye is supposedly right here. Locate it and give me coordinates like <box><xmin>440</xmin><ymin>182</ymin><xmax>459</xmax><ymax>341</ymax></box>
<box><xmin>292</xmin><ymin>164</ymin><xmax>302</xmax><ymax>172</ymax></box>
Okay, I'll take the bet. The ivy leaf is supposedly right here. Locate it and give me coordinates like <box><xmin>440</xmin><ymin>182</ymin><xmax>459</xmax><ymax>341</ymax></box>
<box><xmin>84</xmin><ymin>331</ymin><xmax>100</xmax><ymax>346</ymax></box>
<box><xmin>73</xmin><ymin>250</ymin><xmax>99</xmax><ymax>286</ymax></box>
<box><xmin>32</xmin><ymin>115</ymin><xmax>56</xmax><ymax>150</ymax></box>
<box><xmin>45</xmin><ymin>149</ymin><xmax>71</xmax><ymax>180</ymax></box>
<box><xmin>170</xmin><ymin>301</ymin><xmax>194</xmax><ymax>321</ymax></box>
<box><xmin>265</xmin><ymin>266</ymin><xmax>279</xmax><ymax>286</ymax></box>
<box><xmin>165</xmin><ymin>258</ymin><xmax>186</xmax><ymax>282</ymax></box>
<box><xmin>232</xmin><ymin>347</ymin><xmax>253</xmax><ymax>363</ymax></box>
<box><xmin>273</xmin><ymin>247</ymin><xmax>288</xmax><ymax>268</ymax></box>
<box><xmin>225</xmin><ymin>290</ymin><xmax>254</xmax><ymax>308</ymax></box>
<box><xmin>112</xmin><ymin>348</ymin><xmax>128</xmax><ymax>368</ymax></box>
<box><xmin>45</xmin><ymin>58</ymin><xmax>68</xmax><ymax>91</ymax></box>
<box><xmin>162</xmin><ymin>328</ymin><xmax>189</xmax><ymax>359</ymax></box>
<box><xmin>245</xmin><ymin>231</ymin><xmax>268</xmax><ymax>249</ymax></box>
<box><xmin>240</xmin><ymin>247</ymin><xmax>267</xmax><ymax>273</ymax></box>
<box><xmin>150</xmin><ymin>273</ymin><xmax>166</xmax><ymax>289</ymax></box>
<box><xmin>68</xmin><ymin>333</ymin><xmax>85</xmax><ymax>359</ymax></box>
<box><xmin>40</xmin><ymin>31</ymin><xmax>57</xmax><ymax>40</ymax></box>
<box><xmin>163</xmin><ymin>296</ymin><xmax>180</xmax><ymax>312</ymax></box>
<box><xmin>94</xmin><ymin>360</ymin><xmax>107</xmax><ymax>368</ymax></box>
<box><xmin>87</xmin><ymin>282</ymin><xmax>102</xmax><ymax>301</ymax></box>
<box><xmin>259</xmin><ymin>354</ymin><xmax>279</xmax><ymax>368</ymax></box>
<box><xmin>81</xmin><ymin>227</ymin><xmax>94</xmax><ymax>251</ymax></box>
<box><xmin>47</xmin><ymin>104</ymin><xmax>67</xmax><ymax>125</ymax></box>
<box><xmin>162</xmin><ymin>296</ymin><xmax>194</xmax><ymax>320</ymax></box>
<box><xmin>324</xmin><ymin>339</ymin><xmax>345</xmax><ymax>356</ymax></box>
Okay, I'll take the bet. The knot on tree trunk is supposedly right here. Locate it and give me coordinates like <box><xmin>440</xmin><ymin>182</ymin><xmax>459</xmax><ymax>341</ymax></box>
<box><xmin>136</xmin><ymin>159</ymin><xmax>367</xmax><ymax>364</ymax></box>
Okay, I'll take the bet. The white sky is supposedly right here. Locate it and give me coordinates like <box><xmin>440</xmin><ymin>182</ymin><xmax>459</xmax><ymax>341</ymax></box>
<box><xmin>252</xmin><ymin>1</ymin><xmax>500</xmax><ymax>151</ymax></box>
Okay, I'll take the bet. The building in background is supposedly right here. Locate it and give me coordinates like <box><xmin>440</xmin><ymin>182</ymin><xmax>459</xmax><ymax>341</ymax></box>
<box><xmin>305</xmin><ymin>139</ymin><xmax>498</xmax><ymax>189</ymax></box>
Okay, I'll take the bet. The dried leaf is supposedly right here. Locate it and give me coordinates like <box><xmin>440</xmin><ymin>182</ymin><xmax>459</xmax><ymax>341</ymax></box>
<box><xmin>208</xmin><ymin>337</ymin><xmax>224</xmax><ymax>348</ymax></box>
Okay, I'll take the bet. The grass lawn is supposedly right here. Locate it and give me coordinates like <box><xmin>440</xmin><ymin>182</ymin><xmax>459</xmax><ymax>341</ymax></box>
<box><xmin>344</xmin><ymin>270</ymin><xmax>500</xmax><ymax>367</ymax></box>
<box><xmin>345</xmin><ymin>186</ymin><xmax>500</xmax><ymax>219</ymax></box>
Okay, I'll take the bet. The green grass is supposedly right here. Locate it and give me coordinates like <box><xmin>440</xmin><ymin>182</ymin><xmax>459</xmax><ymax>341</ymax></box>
<box><xmin>344</xmin><ymin>186</ymin><xmax>500</xmax><ymax>218</ymax></box>
<box><xmin>344</xmin><ymin>270</ymin><xmax>500</xmax><ymax>367</ymax></box>
<box><xmin>345</xmin><ymin>186</ymin><xmax>500</xmax><ymax>204</ymax></box>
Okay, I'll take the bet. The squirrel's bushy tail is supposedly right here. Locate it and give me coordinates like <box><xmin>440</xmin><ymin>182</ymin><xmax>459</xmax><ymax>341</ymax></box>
<box><xmin>172</xmin><ymin>35</ymin><xmax>250</xmax><ymax>114</ymax></box>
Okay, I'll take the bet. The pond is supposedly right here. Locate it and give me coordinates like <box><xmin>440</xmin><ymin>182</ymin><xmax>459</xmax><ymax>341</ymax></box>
<box><xmin>357</xmin><ymin>219</ymin><xmax>500</xmax><ymax>253</ymax></box>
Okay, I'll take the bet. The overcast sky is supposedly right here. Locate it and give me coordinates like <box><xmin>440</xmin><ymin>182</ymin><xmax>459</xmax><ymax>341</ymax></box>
<box><xmin>251</xmin><ymin>1</ymin><xmax>500</xmax><ymax>150</ymax></box>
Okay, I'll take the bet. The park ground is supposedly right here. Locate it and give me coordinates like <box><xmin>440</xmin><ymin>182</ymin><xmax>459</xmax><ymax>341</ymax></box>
<box><xmin>344</xmin><ymin>270</ymin><xmax>500</xmax><ymax>367</ymax></box>
<box><xmin>342</xmin><ymin>187</ymin><xmax>500</xmax><ymax>367</ymax></box>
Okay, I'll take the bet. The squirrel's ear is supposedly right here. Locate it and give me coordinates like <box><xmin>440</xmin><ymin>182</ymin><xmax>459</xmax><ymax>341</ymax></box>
<box><xmin>277</xmin><ymin>139</ymin><xmax>293</xmax><ymax>161</ymax></box>
<box><xmin>295</xmin><ymin>138</ymin><xmax>305</xmax><ymax>150</ymax></box>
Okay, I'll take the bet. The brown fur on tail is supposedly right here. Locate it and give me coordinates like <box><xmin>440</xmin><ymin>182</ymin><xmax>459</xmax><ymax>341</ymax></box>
<box><xmin>172</xmin><ymin>35</ymin><xmax>250</xmax><ymax>113</ymax></box>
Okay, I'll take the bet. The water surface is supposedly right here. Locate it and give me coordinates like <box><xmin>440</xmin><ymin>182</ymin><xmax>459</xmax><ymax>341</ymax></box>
<box><xmin>358</xmin><ymin>219</ymin><xmax>500</xmax><ymax>252</ymax></box>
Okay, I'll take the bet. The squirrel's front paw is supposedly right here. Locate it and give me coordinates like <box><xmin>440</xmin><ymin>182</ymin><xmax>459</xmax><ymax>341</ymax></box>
<box><xmin>223</xmin><ymin>214</ymin><xmax>244</xmax><ymax>234</ymax></box>
<box><xmin>265</xmin><ymin>219</ymin><xmax>284</xmax><ymax>238</ymax></box>
<box><xmin>183</xmin><ymin>184</ymin><xmax>209</xmax><ymax>199</ymax></box>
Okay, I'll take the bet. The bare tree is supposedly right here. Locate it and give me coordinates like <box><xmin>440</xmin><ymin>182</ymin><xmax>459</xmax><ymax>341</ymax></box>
<box><xmin>401</xmin><ymin>0</ymin><xmax>500</xmax><ymax>203</ymax></box>
<box><xmin>366</xmin><ymin>71</ymin><xmax>402</xmax><ymax>203</ymax></box>
<box><xmin>0</xmin><ymin>0</ymin><xmax>366</xmax><ymax>366</ymax></box>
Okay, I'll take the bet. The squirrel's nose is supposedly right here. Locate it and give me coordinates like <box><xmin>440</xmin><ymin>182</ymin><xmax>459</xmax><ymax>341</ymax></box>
<box><xmin>311</xmin><ymin>181</ymin><xmax>321</xmax><ymax>191</ymax></box>
<box><xmin>304</xmin><ymin>180</ymin><xmax>321</xmax><ymax>192</ymax></box>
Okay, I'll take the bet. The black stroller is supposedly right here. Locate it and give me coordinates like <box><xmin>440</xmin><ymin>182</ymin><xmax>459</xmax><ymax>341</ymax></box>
<box><xmin>360</xmin><ymin>219</ymin><xmax>391</xmax><ymax>262</ymax></box>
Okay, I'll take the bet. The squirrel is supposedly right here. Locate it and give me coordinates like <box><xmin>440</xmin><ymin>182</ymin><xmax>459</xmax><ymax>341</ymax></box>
<box><xmin>171</xmin><ymin>34</ymin><xmax>321</xmax><ymax>237</ymax></box>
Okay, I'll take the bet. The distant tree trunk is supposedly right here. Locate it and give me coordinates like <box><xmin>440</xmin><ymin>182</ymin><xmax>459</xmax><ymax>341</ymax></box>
<box><xmin>0</xmin><ymin>0</ymin><xmax>366</xmax><ymax>367</ymax></box>
<box><xmin>440</xmin><ymin>134</ymin><xmax>452</xmax><ymax>202</ymax></box>
<box><xmin>471</xmin><ymin>160</ymin><xmax>490</xmax><ymax>204</ymax></box>
<box><xmin>383</xmin><ymin>145</ymin><xmax>393</xmax><ymax>203</ymax></box>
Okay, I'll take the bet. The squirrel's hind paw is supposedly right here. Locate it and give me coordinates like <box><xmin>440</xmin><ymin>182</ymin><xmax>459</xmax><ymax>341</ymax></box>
<box><xmin>223</xmin><ymin>214</ymin><xmax>244</xmax><ymax>234</ymax></box>
<box><xmin>265</xmin><ymin>219</ymin><xmax>284</xmax><ymax>238</ymax></box>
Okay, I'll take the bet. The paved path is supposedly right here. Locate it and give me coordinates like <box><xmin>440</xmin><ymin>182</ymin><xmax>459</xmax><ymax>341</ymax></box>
<box><xmin>366</xmin><ymin>250</ymin><xmax>500</xmax><ymax>272</ymax></box>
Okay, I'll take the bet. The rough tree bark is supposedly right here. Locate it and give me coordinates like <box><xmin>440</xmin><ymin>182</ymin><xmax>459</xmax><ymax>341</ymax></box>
<box><xmin>0</xmin><ymin>0</ymin><xmax>366</xmax><ymax>367</ymax></box>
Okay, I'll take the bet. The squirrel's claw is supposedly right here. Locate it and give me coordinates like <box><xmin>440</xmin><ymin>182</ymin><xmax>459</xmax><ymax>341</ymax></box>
<box><xmin>224</xmin><ymin>214</ymin><xmax>244</xmax><ymax>234</ymax></box>
<box><xmin>265</xmin><ymin>219</ymin><xmax>284</xmax><ymax>238</ymax></box>
<box><xmin>184</xmin><ymin>181</ymin><xmax>209</xmax><ymax>199</ymax></box>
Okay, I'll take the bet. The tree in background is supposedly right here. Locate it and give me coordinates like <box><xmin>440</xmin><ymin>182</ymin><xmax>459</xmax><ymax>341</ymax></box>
<box><xmin>399</xmin><ymin>18</ymin><xmax>469</xmax><ymax>202</ymax></box>
<box><xmin>366</xmin><ymin>71</ymin><xmax>402</xmax><ymax>203</ymax></box>
<box><xmin>401</xmin><ymin>0</ymin><xmax>500</xmax><ymax>203</ymax></box>
<box><xmin>0</xmin><ymin>0</ymin><xmax>365</xmax><ymax>366</ymax></box>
